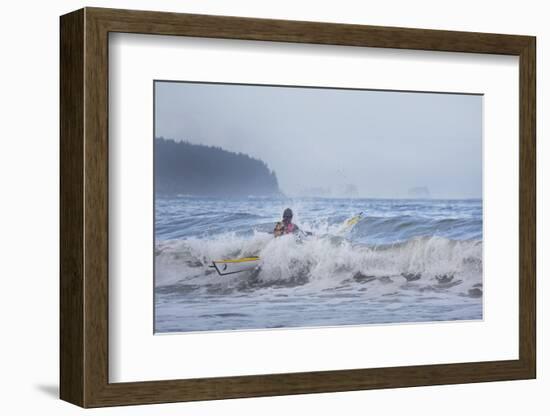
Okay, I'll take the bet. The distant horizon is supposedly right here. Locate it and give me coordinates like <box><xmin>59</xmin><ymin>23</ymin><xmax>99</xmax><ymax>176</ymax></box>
<box><xmin>155</xmin><ymin>81</ymin><xmax>483</xmax><ymax>199</ymax></box>
<box><xmin>157</xmin><ymin>193</ymin><xmax>483</xmax><ymax>201</ymax></box>
<box><xmin>155</xmin><ymin>137</ymin><xmax>482</xmax><ymax>200</ymax></box>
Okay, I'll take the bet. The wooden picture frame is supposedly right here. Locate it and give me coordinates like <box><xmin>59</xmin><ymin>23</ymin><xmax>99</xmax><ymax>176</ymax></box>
<box><xmin>60</xmin><ymin>7</ymin><xmax>536</xmax><ymax>408</ymax></box>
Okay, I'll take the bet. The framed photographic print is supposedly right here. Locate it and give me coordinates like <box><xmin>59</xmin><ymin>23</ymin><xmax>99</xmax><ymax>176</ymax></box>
<box><xmin>60</xmin><ymin>7</ymin><xmax>536</xmax><ymax>408</ymax></box>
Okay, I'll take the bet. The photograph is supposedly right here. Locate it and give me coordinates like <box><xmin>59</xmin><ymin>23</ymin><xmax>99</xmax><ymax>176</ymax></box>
<box><xmin>153</xmin><ymin>80</ymin><xmax>483</xmax><ymax>333</ymax></box>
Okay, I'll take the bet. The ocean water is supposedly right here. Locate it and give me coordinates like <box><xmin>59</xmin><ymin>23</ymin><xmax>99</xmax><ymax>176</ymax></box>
<box><xmin>155</xmin><ymin>196</ymin><xmax>483</xmax><ymax>333</ymax></box>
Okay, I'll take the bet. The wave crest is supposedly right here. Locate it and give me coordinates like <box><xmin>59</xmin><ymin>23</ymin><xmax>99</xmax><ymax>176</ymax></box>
<box><xmin>155</xmin><ymin>232</ymin><xmax>482</xmax><ymax>297</ymax></box>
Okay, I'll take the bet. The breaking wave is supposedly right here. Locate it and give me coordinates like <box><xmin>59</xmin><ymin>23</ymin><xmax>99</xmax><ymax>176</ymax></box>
<box><xmin>154</xmin><ymin>197</ymin><xmax>483</xmax><ymax>332</ymax></box>
<box><xmin>155</xmin><ymin>231</ymin><xmax>482</xmax><ymax>298</ymax></box>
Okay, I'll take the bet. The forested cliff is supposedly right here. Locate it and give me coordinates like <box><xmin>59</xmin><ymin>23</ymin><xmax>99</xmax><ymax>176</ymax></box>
<box><xmin>155</xmin><ymin>138</ymin><xmax>281</xmax><ymax>197</ymax></box>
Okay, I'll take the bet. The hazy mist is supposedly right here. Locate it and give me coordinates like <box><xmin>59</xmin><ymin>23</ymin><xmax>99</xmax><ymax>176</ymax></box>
<box><xmin>155</xmin><ymin>81</ymin><xmax>482</xmax><ymax>199</ymax></box>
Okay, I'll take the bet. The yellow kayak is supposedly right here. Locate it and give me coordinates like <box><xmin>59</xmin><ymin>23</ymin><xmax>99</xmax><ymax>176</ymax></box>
<box><xmin>210</xmin><ymin>213</ymin><xmax>363</xmax><ymax>276</ymax></box>
<box><xmin>211</xmin><ymin>256</ymin><xmax>261</xmax><ymax>275</ymax></box>
<box><xmin>338</xmin><ymin>212</ymin><xmax>364</xmax><ymax>235</ymax></box>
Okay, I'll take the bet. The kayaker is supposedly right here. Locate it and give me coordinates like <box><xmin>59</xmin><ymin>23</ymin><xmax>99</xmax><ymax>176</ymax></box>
<box><xmin>273</xmin><ymin>208</ymin><xmax>301</xmax><ymax>237</ymax></box>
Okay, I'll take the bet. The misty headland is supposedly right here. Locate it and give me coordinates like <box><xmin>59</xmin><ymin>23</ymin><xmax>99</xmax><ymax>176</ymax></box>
<box><xmin>154</xmin><ymin>138</ymin><xmax>440</xmax><ymax>199</ymax></box>
<box><xmin>155</xmin><ymin>137</ymin><xmax>281</xmax><ymax>197</ymax></box>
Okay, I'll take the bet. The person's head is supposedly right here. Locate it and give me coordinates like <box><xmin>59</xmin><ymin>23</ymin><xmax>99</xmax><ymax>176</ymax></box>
<box><xmin>282</xmin><ymin>208</ymin><xmax>293</xmax><ymax>224</ymax></box>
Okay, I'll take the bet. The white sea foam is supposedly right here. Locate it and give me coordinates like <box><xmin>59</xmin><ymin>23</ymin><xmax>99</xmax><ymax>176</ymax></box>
<box><xmin>155</xmin><ymin>231</ymin><xmax>482</xmax><ymax>298</ymax></box>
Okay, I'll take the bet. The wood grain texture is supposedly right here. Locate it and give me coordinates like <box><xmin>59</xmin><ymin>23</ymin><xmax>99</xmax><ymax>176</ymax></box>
<box><xmin>59</xmin><ymin>7</ymin><xmax>537</xmax><ymax>408</ymax></box>
<box><xmin>89</xmin><ymin>7</ymin><xmax>532</xmax><ymax>54</ymax></box>
<box><xmin>83</xmin><ymin>10</ymin><xmax>110</xmax><ymax>406</ymax></box>
<box><xmin>59</xmin><ymin>8</ymin><xmax>84</xmax><ymax>407</ymax></box>
<box><xmin>518</xmin><ymin>38</ymin><xmax>536</xmax><ymax>375</ymax></box>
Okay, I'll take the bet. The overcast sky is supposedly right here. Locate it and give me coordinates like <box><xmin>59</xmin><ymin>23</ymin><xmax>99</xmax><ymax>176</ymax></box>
<box><xmin>155</xmin><ymin>81</ymin><xmax>482</xmax><ymax>199</ymax></box>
